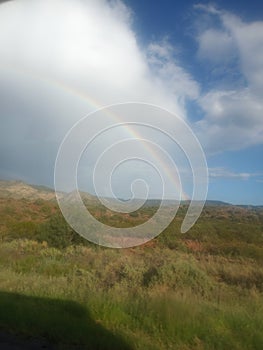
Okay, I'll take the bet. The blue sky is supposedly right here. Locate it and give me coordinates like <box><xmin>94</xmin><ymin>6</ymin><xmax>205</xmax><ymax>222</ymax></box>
<box><xmin>124</xmin><ymin>0</ymin><xmax>263</xmax><ymax>204</ymax></box>
<box><xmin>0</xmin><ymin>0</ymin><xmax>262</xmax><ymax>205</ymax></box>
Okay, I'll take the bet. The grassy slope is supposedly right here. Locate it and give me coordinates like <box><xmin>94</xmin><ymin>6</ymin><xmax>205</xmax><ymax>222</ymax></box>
<box><xmin>0</xmin><ymin>197</ymin><xmax>262</xmax><ymax>349</ymax></box>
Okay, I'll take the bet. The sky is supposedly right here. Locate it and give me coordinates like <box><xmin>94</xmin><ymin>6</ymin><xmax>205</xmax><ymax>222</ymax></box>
<box><xmin>0</xmin><ymin>0</ymin><xmax>262</xmax><ymax>205</ymax></box>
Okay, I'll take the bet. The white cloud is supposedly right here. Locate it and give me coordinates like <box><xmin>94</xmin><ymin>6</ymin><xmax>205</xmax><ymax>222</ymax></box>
<box><xmin>147</xmin><ymin>39</ymin><xmax>200</xmax><ymax>102</ymax></box>
<box><xmin>197</xmin><ymin>29</ymin><xmax>235</xmax><ymax>64</ymax></box>
<box><xmin>194</xmin><ymin>4</ymin><xmax>263</xmax><ymax>153</ymax></box>
<box><xmin>0</xmin><ymin>0</ymin><xmax>197</xmax><ymax>114</ymax></box>
<box><xmin>223</xmin><ymin>16</ymin><xmax>263</xmax><ymax>96</ymax></box>
<box><xmin>0</xmin><ymin>0</ymin><xmax>200</xmax><ymax>192</ymax></box>
<box><xmin>209</xmin><ymin>167</ymin><xmax>261</xmax><ymax>180</ymax></box>
<box><xmin>194</xmin><ymin>3</ymin><xmax>221</xmax><ymax>15</ymax></box>
<box><xmin>197</xmin><ymin>88</ymin><xmax>263</xmax><ymax>152</ymax></box>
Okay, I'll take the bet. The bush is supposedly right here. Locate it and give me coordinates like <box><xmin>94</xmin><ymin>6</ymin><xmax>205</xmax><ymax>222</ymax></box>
<box><xmin>7</xmin><ymin>221</ymin><xmax>38</xmax><ymax>240</ymax></box>
<box><xmin>36</xmin><ymin>214</ymin><xmax>89</xmax><ymax>249</ymax></box>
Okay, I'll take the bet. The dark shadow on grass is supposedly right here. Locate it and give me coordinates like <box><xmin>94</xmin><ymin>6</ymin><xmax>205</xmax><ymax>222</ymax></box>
<box><xmin>0</xmin><ymin>291</ymin><xmax>133</xmax><ymax>350</ymax></box>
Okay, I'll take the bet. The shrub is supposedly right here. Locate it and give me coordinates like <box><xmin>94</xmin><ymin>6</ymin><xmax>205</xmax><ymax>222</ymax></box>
<box><xmin>36</xmin><ymin>214</ymin><xmax>89</xmax><ymax>249</ymax></box>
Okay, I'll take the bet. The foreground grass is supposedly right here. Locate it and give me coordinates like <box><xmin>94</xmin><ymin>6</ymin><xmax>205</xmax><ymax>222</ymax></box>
<box><xmin>0</xmin><ymin>240</ymin><xmax>262</xmax><ymax>349</ymax></box>
<box><xmin>0</xmin><ymin>291</ymin><xmax>132</xmax><ymax>350</ymax></box>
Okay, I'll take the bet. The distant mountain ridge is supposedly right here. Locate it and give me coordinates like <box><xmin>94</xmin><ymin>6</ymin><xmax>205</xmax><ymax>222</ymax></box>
<box><xmin>0</xmin><ymin>180</ymin><xmax>261</xmax><ymax>208</ymax></box>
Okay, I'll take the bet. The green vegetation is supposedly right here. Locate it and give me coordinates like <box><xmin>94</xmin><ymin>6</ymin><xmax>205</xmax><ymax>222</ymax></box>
<box><xmin>0</xmin><ymin>291</ymin><xmax>131</xmax><ymax>350</ymax></box>
<box><xmin>0</xmin><ymin>195</ymin><xmax>263</xmax><ymax>349</ymax></box>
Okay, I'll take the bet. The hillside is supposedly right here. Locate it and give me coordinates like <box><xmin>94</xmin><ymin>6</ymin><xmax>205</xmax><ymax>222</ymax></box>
<box><xmin>0</xmin><ymin>180</ymin><xmax>55</xmax><ymax>201</ymax></box>
<box><xmin>0</xmin><ymin>180</ymin><xmax>262</xmax><ymax>349</ymax></box>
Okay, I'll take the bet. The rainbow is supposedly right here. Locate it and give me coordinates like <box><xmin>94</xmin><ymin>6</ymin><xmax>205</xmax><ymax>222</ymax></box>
<box><xmin>6</xmin><ymin>65</ymin><xmax>190</xmax><ymax>200</ymax></box>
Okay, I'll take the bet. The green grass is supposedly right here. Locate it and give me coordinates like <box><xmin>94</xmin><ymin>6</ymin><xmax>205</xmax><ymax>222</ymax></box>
<box><xmin>0</xmin><ymin>199</ymin><xmax>262</xmax><ymax>349</ymax></box>
<box><xmin>0</xmin><ymin>239</ymin><xmax>262</xmax><ymax>349</ymax></box>
<box><xmin>0</xmin><ymin>291</ymin><xmax>132</xmax><ymax>350</ymax></box>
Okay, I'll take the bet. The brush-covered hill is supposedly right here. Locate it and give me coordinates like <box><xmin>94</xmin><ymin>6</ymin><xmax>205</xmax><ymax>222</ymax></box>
<box><xmin>0</xmin><ymin>180</ymin><xmax>55</xmax><ymax>201</ymax></box>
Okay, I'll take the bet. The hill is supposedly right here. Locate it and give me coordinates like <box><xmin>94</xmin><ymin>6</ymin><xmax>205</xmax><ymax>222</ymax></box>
<box><xmin>0</xmin><ymin>179</ymin><xmax>262</xmax><ymax>349</ymax></box>
<box><xmin>0</xmin><ymin>180</ymin><xmax>55</xmax><ymax>201</ymax></box>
